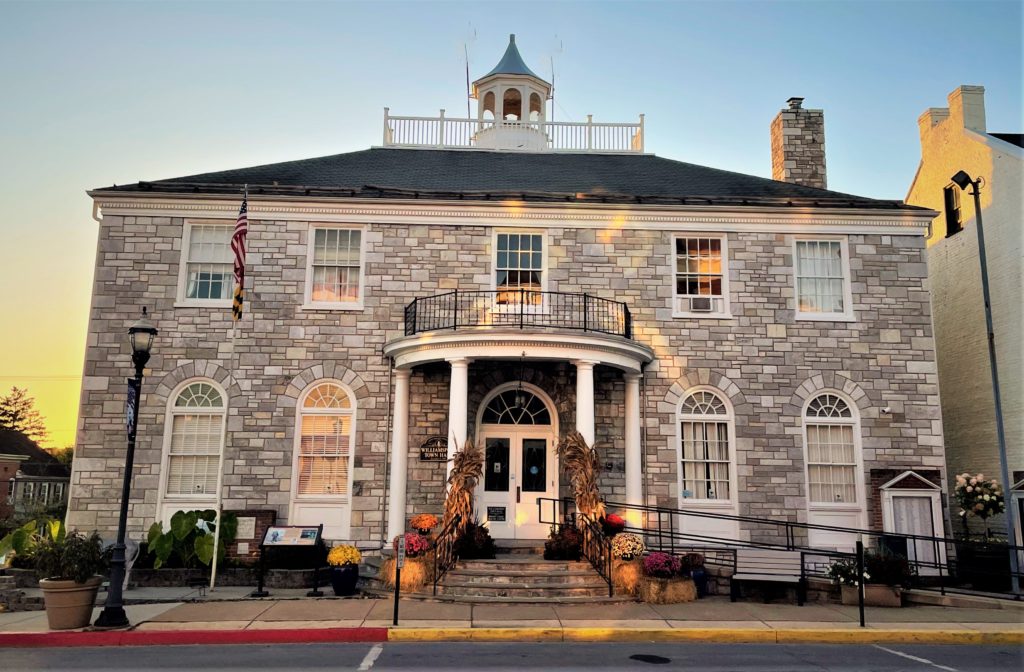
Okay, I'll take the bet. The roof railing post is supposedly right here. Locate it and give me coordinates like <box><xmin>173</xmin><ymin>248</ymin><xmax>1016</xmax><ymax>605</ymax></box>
<box><xmin>438</xmin><ymin>109</ymin><xmax>445</xmax><ymax>148</ymax></box>
<box><xmin>383</xmin><ymin>107</ymin><xmax>391</xmax><ymax>146</ymax></box>
<box><xmin>638</xmin><ymin>114</ymin><xmax>645</xmax><ymax>153</ymax></box>
<box><xmin>586</xmin><ymin>114</ymin><xmax>593</xmax><ymax>151</ymax></box>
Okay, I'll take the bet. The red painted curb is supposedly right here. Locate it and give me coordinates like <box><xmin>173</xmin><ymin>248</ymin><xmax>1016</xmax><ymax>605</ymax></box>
<box><xmin>0</xmin><ymin>627</ymin><xmax>389</xmax><ymax>648</ymax></box>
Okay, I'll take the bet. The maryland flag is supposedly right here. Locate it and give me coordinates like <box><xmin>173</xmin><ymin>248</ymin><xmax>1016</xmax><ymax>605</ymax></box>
<box><xmin>231</xmin><ymin>189</ymin><xmax>248</xmax><ymax>321</ymax></box>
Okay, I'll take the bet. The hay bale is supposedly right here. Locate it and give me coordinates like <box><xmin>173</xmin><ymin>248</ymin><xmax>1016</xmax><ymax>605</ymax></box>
<box><xmin>379</xmin><ymin>557</ymin><xmax>429</xmax><ymax>591</ymax></box>
<box><xmin>638</xmin><ymin>576</ymin><xmax>697</xmax><ymax>604</ymax></box>
<box><xmin>613</xmin><ymin>558</ymin><xmax>642</xmax><ymax>595</ymax></box>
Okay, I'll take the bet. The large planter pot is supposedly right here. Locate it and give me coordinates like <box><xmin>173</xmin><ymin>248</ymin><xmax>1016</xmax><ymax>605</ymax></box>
<box><xmin>330</xmin><ymin>564</ymin><xmax>359</xmax><ymax>596</ymax></box>
<box><xmin>638</xmin><ymin>576</ymin><xmax>697</xmax><ymax>604</ymax></box>
<box><xmin>39</xmin><ymin>576</ymin><xmax>102</xmax><ymax>630</ymax></box>
<box><xmin>840</xmin><ymin>584</ymin><xmax>902</xmax><ymax>608</ymax></box>
<box><xmin>956</xmin><ymin>543</ymin><xmax>1012</xmax><ymax>592</ymax></box>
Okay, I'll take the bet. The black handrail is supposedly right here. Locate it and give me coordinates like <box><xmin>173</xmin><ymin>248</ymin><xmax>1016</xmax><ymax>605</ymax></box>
<box><xmin>403</xmin><ymin>290</ymin><xmax>633</xmax><ymax>339</ymax></box>
<box><xmin>537</xmin><ymin>497</ymin><xmax>613</xmax><ymax>597</ymax></box>
<box><xmin>432</xmin><ymin>514</ymin><xmax>462</xmax><ymax>596</ymax></box>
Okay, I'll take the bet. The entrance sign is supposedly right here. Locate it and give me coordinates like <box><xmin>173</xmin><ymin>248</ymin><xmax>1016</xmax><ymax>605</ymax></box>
<box><xmin>487</xmin><ymin>506</ymin><xmax>507</xmax><ymax>522</ymax></box>
<box><xmin>419</xmin><ymin>436</ymin><xmax>448</xmax><ymax>461</ymax></box>
<box><xmin>236</xmin><ymin>516</ymin><xmax>257</xmax><ymax>540</ymax></box>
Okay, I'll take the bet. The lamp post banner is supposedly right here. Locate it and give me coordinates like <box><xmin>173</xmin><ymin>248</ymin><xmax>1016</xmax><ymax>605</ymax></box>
<box><xmin>125</xmin><ymin>378</ymin><xmax>138</xmax><ymax>439</ymax></box>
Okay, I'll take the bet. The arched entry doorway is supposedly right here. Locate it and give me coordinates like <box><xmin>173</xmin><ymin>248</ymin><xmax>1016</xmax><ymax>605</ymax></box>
<box><xmin>475</xmin><ymin>383</ymin><xmax>558</xmax><ymax>539</ymax></box>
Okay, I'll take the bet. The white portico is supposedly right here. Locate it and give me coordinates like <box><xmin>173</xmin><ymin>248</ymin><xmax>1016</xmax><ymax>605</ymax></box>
<box><xmin>383</xmin><ymin>325</ymin><xmax>653</xmax><ymax>541</ymax></box>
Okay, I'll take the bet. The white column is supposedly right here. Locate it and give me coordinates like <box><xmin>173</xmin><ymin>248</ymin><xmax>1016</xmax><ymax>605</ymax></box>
<box><xmin>386</xmin><ymin>368</ymin><xmax>411</xmax><ymax>542</ymax></box>
<box><xmin>446</xmin><ymin>358</ymin><xmax>470</xmax><ymax>479</ymax></box>
<box><xmin>574</xmin><ymin>360</ymin><xmax>597</xmax><ymax>447</ymax></box>
<box><xmin>624</xmin><ymin>371</ymin><xmax>643</xmax><ymax>525</ymax></box>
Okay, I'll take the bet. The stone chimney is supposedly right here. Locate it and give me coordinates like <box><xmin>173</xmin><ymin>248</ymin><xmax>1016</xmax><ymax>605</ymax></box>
<box><xmin>770</xmin><ymin>97</ymin><xmax>827</xmax><ymax>190</ymax></box>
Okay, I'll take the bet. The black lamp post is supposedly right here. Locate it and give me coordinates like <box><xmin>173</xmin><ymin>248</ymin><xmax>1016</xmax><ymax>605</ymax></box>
<box><xmin>94</xmin><ymin>307</ymin><xmax>157</xmax><ymax>628</ymax></box>
<box><xmin>950</xmin><ymin>171</ymin><xmax>1020</xmax><ymax>592</ymax></box>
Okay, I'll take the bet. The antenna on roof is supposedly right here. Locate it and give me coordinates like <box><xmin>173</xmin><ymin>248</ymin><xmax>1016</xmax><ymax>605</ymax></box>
<box><xmin>462</xmin><ymin>24</ymin><xmax>477</xmax><ymax>118</ymax></box>
<box><xmin>549</xmin><ymin>35</ymin><xmax>563</xmax><ymax>122</ymax></box>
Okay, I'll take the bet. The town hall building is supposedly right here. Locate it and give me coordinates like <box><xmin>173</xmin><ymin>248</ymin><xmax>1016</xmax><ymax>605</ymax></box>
<box><xmin>68</xmin><ymin>35</ymin><xmax>946</xmax><ymax>554</ymax></box>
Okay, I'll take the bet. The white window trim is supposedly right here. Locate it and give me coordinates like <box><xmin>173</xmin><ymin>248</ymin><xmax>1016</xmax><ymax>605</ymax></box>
<box><xmin>802</xmin><ymin>390</ymin><xmax>864</xmax><ymax>512</ymax></box>
<box><xmin>672</xmin><ymin>234</ymin><xmax>732</xmax><ymax>319</ymax></box>
<box><xmin>491</xmin><ymin>228</ymin><xmax>549</xmax><ymax>314</ymax></box>
<box><xmin>675</xmin><ymin>386</ymin><xmax>738</xmax><ymax>508</ymax></box>
<box><xmin>176</xmin><ymin>219</ymin><xmax>235</xmax><ymax>308</ymax></box>
<box><xmin>289</xmin><ymin>379</ymin><xmax>358</xmax><ymax>503</ymax></box>
<box><xmin>792</xmin><ymin>236</ymin><xmax>855</xmax><ymax>322</ymax></box>
<box><xmin>156</xmin><ymin>379</ymin><xmax>227</xmax><ymax>514</ymax></box>
<box><xmin>301</xmin><ymin>224</ymin><xmax>366</xmax><ymax>311</ymax></box>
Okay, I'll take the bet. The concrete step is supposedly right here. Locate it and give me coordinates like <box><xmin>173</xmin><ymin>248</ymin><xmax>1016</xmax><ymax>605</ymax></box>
<box><xmin>457</xmin><ymin>557</ymin><xmax>589</xmax><ymax>573</ymax></box>
<box><xmin>360</xmin><ymin>587</ymin><xmax>630</xmax><ymax>605</ymax></box>
<box><xmin>437</xmin><ymin>582</ymin><xmax>610</xmax><ymax>598</ymax></box>
<box><xmin>446</xmin><ymin>569</ymin><xmax>601</xmax><ymax>586</ymax></box>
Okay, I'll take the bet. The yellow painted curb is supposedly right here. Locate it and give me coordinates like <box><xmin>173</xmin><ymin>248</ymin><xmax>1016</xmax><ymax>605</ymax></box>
<box><xmin>387</xmin><ymin>627</ymin><xmax>1024</xmax><ymax>645</ymax></box>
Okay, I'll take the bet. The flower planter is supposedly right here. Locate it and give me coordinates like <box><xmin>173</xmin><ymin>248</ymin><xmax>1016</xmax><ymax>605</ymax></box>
<box><xmin>329</xmin><ymin>564</ymin><xmax>359</xmax><ymax>596</ymax></box>
<box><xmin>840</xmin><ymin>584</ymin><xmax>902</xmax><ymax>608</ymax></box>
<box><xmin>638</xmin><ymin>576</ymin><xmax>697</xmax><ymax>604</ymax></box>
<box><xmin>39</xmin><ymin>576</ymin><xmax>102</xmax><ymax>630</ymax></box>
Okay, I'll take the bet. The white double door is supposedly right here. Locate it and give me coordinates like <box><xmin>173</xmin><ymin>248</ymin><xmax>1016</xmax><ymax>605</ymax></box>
<box><xmin>476</xmin><ymin>427</ymin><xmax>557</xmax><ymax>540</ymax></box>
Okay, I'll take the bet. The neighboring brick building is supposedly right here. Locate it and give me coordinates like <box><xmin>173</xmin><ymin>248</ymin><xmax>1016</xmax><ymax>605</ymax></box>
<box><xmin>68</xmin><ymin>35</ymin><xmax>944</xmax><ymax>552</ymax></box>
<box><xmin>906</xmin><ymin>85</ymin><xmax>1023</xmax><ymax>544</ymax></box>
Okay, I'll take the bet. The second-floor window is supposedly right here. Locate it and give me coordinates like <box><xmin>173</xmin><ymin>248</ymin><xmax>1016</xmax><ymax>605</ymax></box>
<box><xmin>674</xmin><ymin>235</ymin><xmax>728</xmax><ymax>317</ymax></box>
<box><xmin>794</xmin><ymin>238</ymin><xmax>853</xmax><ymax>320</ymax></box>
<box><xmin>182</xmin><ymin>222</ymin><xmax>233</xmax><ymax>303</ymax></box>
<box><xmin>306</xmin><ymin>226</ymin><xmax>364</xmax><ymax>308</ymax></box>
<box><xmin>495</xmin><ymin>232</ymin><xmax>544</xmax><ymax>304</ymax></box>
<box><xmin>943</xmin><ymin>185</ymin><xmax>963</xmax><ymax>237</ymax></box>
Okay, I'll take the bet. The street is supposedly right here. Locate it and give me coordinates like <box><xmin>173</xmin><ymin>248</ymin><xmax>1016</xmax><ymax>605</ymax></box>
<box><xmin>2</xmin><ymin>642</ymin><xmax>1022</xmax><ymax>671</ymax></box>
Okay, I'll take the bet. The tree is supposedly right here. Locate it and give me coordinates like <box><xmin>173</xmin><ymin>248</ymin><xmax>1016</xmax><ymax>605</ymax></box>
<box><xmin>52</xmin><ymin>445</ymin><xmax>74</xmax><ymax>468</ymax></box>
<box><xmin>0</xmin><ymin>387</ymin><xmax>49</xmax><ymax>446</ymax></box>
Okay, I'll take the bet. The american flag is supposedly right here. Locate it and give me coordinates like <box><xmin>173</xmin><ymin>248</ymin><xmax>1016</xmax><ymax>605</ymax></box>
<box><xmin>231</xmin><ymin>190</ymin><xmax>248</xmax><ymax>321</ymax></box>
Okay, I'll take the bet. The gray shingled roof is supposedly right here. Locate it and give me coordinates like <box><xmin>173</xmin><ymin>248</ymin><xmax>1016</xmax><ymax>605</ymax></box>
<box><xmin>480</xmin><ymin>34</ymin><xmax>545</xmax><ymax>82</ymax></box>
<box><xmin>94</xmin><ymin>147</ymin><xmax>919</xmax><ymax>210</ymax></box>
<box><xmin>990</xmin><ymin>133</ymin><xmax>1023</xmax><ymax>149</ymax></box>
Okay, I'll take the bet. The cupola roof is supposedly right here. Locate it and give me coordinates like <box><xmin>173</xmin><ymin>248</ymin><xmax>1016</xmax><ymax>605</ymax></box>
<box><xmin>478</xmin><ymin>34</ymin><xmax>547</xmax><ymax>83</ymax></box>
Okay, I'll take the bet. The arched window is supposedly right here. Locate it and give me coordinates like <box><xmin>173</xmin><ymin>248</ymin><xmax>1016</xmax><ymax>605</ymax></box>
<box><xmin>502</xmin><ymin>88</ymin><xmax>522</xmax><ymax>121</ymax></box>
<box><xmin>165</xmin><ymin>381</ymin><xmax>225</xmax><ymax>497</ymax></box>
<box><xmin>482</xmin><ymin>91</ymin><xmax>496</xmax><ymax>121</ymax></box>
<box><xmin>481</xmin><ymin>389</ymin><xmax>551</xmax><ymax>425</ymax></box>
<box><xmin>296</xmin><ymin>382</ymin><xmax>354</xmax><ymax>497</ymax></box>
<box><xmin>804</xmin><ymin>393</ymin><xmax>859</xmax><ymax>504</ymax></box>
<box><xmin>678</xmin><ymin>390</ymin><xmax>732</xmax><ymax>501</ymax></box>
<box><xmin>529</xmin><ymin>93</ymin><xmax>543</xmax><ymax>122</ymax></box>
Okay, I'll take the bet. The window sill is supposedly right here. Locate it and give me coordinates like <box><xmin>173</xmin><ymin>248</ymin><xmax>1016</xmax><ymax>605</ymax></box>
<box><xmin>174</xmin><ymin>300</ymin><xmax>233</xmax><ymax>309</ymax></box>
<box><xmin>808</xmin><ymin>503</ymin><xmax>862</xmax><ymax>512</ymax></box>
<box><xmin>672</xmin><ymin>312</ymin><xmax>732</xmax><ymax>320</ymax></box>
<box><xmin>294</xmin><ymin>495</ymin><xmax>351</xmax><ymax>502</ymax></box>
<box><xmin>679</xmin><ymin>499</ymin><xmax>735</xmax><ymax>508</ymax></box>
<box><xmin>300</xmin><ymin>302</ymin><xmax>364</xmax><ymax>312</ymax></box>
<box><xmin>794</xmin><ymin>313</ymin><xmax>856</xmax><ymax>323</ymax></box>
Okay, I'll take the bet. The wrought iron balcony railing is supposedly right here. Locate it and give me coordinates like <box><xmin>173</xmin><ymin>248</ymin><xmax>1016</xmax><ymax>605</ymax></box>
<box><xmin>403</xmin><ymin>289</ymin><xmax>633</xmax><ymax>340</ymax></box>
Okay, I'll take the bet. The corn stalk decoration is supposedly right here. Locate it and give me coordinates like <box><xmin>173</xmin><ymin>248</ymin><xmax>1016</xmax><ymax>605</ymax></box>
<box><xmin>557</xmin><ymin>430</ymin><xmax>606</xmax><ymax>520</ymax></box>
<box><xmin>444</xmin><ymin>437</ymin><xmax>484</xmax><ymax>533</ymax></box>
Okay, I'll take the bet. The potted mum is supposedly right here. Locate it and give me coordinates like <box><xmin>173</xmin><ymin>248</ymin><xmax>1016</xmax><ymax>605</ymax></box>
<box><xmin>601</xmin><ymin>513</ymin><xmax>627</xmax><ymax>538</ymax></box>
<box><xmin>611</xmin><ymin>533</ymin><xmax>645</xmax><ymax>595</ymax></box>
<box><xmin>410</xmin><ymin>513</ymin><xmax>439</xmax><ymax>536</ymax></box>
<box><xmin>828</xmin><ymin>552</ymin><xmax>912</xmax><ymax>607</ymax></box>
<box><xmin>326</xmin><ymin>545</ymin><xmax>361</xmax><ymax>596</ymax></box>
<box><xmin>35</xmin><ymin>530</ymin><xmax>106</xmax><ymax>630</ymax></box>
<box><xmin>611</xmin><ymin>533</ymin><xmax>644</xmax><ymax>561</ymax></box>
<box><xmin>638</xmin><ymin>552</ymin><xmax>696</xmax><ymax>604</ymax></box>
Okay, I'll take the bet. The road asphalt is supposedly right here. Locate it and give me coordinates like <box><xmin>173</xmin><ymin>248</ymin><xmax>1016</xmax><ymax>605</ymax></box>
<box><xmin>2</xmin><ymin>641</ymin><xmax>1023</xmax><ymax>671</ymax></box>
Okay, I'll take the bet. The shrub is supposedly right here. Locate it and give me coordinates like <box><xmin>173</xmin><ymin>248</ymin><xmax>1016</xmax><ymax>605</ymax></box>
<box><xmin>327</xmin><ymin>545</ymin><xmax>361</xmax><ymax>567</ymax></box>
<box><xmin>146</xmin><ymin>510</ymin><xmax>238</xmax><ymax>569</ymax></box>
<box><xmin>611</xmin><ymin>532</ymin><xmax>645</xmax><ymax>559</ymax></box>
<box><xmin>34</xmin><ymin>531</ymin><xmax>105</xmax><ymax>583</ymax></box>
<box><xmin>601</xmin><ymin>513</ymin><xmax>626</xmax><ymax>537</ymax></box>
<box><xmin>865</xmin><ymin>551</ymin><xmax>915</xmax><ymax>588</ymax></box>
<box><xmin>393</xmin><ymin>533</ymin><xmax>430</xmax><ymax>558</ymax></box>
<box><xmin>453</xmin><ymin>521</ymin><xmax>497</xmax><ymax>560</ymax></box>
<box><xmin>642</xmin><ymin>551</ymin><xmax>681</xmax><ymax>579</ymax></box>
<box><xmin>0</xmin><ymin>517</ymin><xmax>64</xmax><ymax>566</ymax></box>
<box><xmin>679</xmin><ymin>552</ymin><xmax>705</xmax><ymax>575</ymax></box>
<box><xmin>544</xmin><ymin>525</ymin><xmax>582</xmax><ymax>561</ymax></box>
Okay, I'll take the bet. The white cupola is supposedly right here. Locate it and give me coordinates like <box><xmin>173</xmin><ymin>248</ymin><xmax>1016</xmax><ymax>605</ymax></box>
<box><xmin>471</xmin><ymin>34</ymin><xmax>552</xmax><ymax>150</ymax></box>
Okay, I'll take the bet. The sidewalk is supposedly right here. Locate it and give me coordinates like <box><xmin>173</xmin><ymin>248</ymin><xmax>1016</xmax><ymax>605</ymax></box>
<box><xmin>1</xmin><ymin>595</ymin><xmax>1021</xmax><ymax>646</ymax></box>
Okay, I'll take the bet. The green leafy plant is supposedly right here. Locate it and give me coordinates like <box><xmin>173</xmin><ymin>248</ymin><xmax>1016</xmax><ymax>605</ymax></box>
<box><xmin>145</xmin><ymin>510</ymin><xmax>237</xmax><ymax>569</ymax></box>
<box><xmin>0</xmin><ymin>517</ymin><xmax>64</xmax><ymax>565</ymax></box>
<box><xmin>34</xmin><ymin>530</ymin><xmax>105</xmax><ymax>583</ymax></box>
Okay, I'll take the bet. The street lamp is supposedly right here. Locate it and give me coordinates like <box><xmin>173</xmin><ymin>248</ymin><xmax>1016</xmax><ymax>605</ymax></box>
<box><xmin>950</xmin><ymin>171</ymin><xmax>1020</xmax><ymax>592</ymax></box>
<box><xmin>94</xmin><ymin>307</ymin><xmax>157</xmax><ymax>628</ymax></box>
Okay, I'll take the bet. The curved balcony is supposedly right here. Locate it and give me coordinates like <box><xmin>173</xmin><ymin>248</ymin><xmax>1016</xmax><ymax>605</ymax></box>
<box><xmin>403</xmin><ymin>290</ymin><xmax>633</xmax><ymax>340</ymax></box>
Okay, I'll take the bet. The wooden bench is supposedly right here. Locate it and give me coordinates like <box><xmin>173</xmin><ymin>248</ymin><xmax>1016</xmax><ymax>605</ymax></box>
<box><xmin>730</xmin><ymin>549</ymin><xmax>805</xmax><ymax>605</ymax></box>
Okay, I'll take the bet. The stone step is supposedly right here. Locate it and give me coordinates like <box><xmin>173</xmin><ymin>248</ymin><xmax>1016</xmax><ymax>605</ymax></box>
<box><xmin>494</xmin><ymin>545</ymin><xmax>545</xmax><ymax>555</ymax></box>
<box><xmin>445</xmin><ymin>570</ymin><xmax>604</xmax><ymax>586</ymax></box>
<box><xmin>457</xmin><ymin>557</ymin><xmax>589</xmax><ymax>573</ymax></box>
<box><xmin>438</xmin><ymin>582</ymin><xmax>610</xmax><ymax>598</ymax></box>
<box><xmin>360</xmin><ymin>587</ymin><xmax>630</xmax><ymax>604</ymax></box>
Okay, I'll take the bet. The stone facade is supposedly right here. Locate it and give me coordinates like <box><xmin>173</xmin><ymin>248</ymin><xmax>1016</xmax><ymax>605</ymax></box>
<box><xmin>771</xmin><ymin>97</ymin><xmax>828</xmax><ymax>190</ymax></box>
<box><xmin>68</xmin><ymin>205</ymin><xmax>946</xmax><ymax>549</ymax></box>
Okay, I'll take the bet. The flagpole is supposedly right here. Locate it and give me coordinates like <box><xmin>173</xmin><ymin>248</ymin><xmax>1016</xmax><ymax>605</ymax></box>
<box><xmin>210</xmin><ymin>184</ymin><xmax>247</xmax><ymax>591</ymax></box>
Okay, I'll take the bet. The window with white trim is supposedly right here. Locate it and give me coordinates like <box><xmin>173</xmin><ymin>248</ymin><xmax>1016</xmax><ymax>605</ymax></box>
<box><xmin>165</xmin><ymin>382</ymin><xmax>225</xmax><ymax>497</ymax></box>
<box><xmin>182</xmin><ymin>223</ymin><xmax>233</xmax><ymax>302</ymax></box>
<box><xmin>495</xmin><ymin>232</ymin><xmax>544</xmax><ymax>305</ymax></box>
<box><xmin>794</xmin><ymin>239</ymin><xmax>852</xmax><ymax>319</ymax></box>
<box><xmin>678</xmin><ymin>390</ymin><xmax>732</xmax><ymax>501</ymax></box>
<box><xmin>674</xmin><ymin>236</ymin><xmax>728</xmax><ymax>316</ymax></box>
<box><xmin>307</xmin><ymin>227</ymin><xmax>363</xmax><ymax>307</ymax></box>
<box><xmin>804</xmin><ymin>393</ymin><xmax>858</xmax><ymax>505</ymax></box>
<box><xmin>296</xmin><ymin>382</ymin><xmax>354</xmax><ymax>497</ymax></box>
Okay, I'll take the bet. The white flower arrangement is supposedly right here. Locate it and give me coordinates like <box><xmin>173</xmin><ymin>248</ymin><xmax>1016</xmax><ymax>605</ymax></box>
<box><xmin>611</xmin><ymin>533</ymin><xmax>645</xmax><ymax>559</ymax></box>
<box><xmin>954</xmin><ymin>472</ymin><xmax>1005</xmax><ymax>521</ymax></box>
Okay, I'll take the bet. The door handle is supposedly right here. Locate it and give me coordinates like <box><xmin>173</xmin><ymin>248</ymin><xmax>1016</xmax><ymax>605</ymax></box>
<box><xmin>517</xmin><ymin>486</ymin><xmax>521</xmax><ymax>504</ymax></box>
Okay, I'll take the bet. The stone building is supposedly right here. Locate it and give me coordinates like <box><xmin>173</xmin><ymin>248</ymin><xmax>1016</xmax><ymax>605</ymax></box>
<box><xmin>69</xmin><ymin>35</ymin><xmax>944</xmax><ymax>554</ymax></box>
<box><xmin>906</xmin><ymin>85</ymin><xmax>1023</xmax><ymax>544</ymax></box>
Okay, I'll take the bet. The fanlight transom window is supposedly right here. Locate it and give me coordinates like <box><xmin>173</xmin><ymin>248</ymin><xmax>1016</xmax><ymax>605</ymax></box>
<box><xmin>806</xmin><ymin>394</ymin><xmax>852</xmax><ymax>419</ymax></box>
<box><xmin>297</xmin><ymin>383</ymin><xmax>354</xmax><ymax>497</ymax></box>
<box><xmin>678</xmin><ymin>390</ymin><xmax>731</xmax><ymax>501</ymax></box>
<box><xmin>680</xmin><ymin>390</ymin><xmax>728</xmax><ymax>416</ymax></box>
<box><xmin>481</xmin><ymin>390</ymin><xmax>551</xmax><ymax>425</ymax></box>
<box><xmin>165</xmin><ymin>381</ymin><xmax>225</xmax><ymax>497</ymax></box>
<box><xmin>174</xmin><ymin>382</ymin><xmax>223</xmax><ymax>408</ymax></box>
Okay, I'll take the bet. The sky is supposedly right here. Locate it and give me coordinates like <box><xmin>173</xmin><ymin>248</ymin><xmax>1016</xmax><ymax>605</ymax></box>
<box><xmin>0</xmin><ymin>0</ymin><xmax>1021</xmax><ymax>448</ymax></box>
